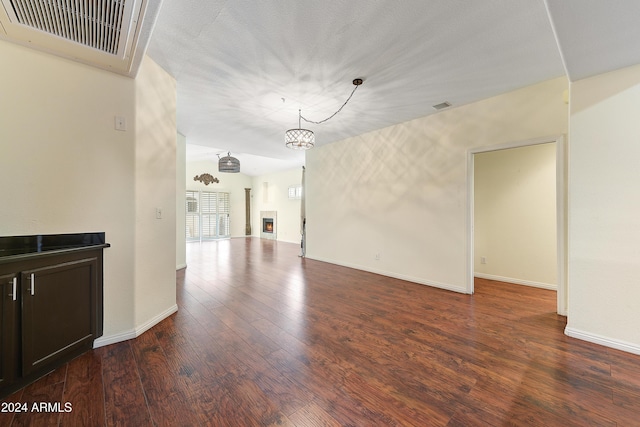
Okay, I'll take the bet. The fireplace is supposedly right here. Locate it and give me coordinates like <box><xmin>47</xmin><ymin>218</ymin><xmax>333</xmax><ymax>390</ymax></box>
<box><xmin>260</xmin><ymin>211</ymin><xmax>277</xmax><ymax>240</ymax></box>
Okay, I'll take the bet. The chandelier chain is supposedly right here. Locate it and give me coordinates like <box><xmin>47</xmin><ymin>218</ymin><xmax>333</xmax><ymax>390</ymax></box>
<box><xmin>300</xmin><ymin>83</ymin><xmax>360</xmax><ymax>125</ymax></box>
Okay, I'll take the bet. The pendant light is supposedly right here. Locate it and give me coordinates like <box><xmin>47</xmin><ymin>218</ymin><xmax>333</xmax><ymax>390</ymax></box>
<box><xmin>285</xmin><ymin>78</ymin><xmax>363</xmax><ymax>150</ymax></box>
<box><xmin>218</xmin><ymin>152</ymin><xmax>240</xmax><ymax>173</ymax></box>
<box><xmin>285</xmin><ymin>110</ymin><xmax>315</xmax><ymax>150</ymax></box>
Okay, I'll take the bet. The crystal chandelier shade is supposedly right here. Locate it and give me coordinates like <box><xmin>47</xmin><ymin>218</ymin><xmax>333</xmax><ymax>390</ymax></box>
<box><xmin>285</xmin><ymin>127</ymin><xmax>315</xmax><ymax>150</ymax></box>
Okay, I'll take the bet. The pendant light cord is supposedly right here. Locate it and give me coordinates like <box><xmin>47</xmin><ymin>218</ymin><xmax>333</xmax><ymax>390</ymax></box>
<box><xmin>300</xmin><ymin>79</ymin><xmax>362</xmax><ymax>125</ymax></box>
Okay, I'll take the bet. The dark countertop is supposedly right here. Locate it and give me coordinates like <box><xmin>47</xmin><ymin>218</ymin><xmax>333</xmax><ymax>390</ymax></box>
<box><xmin>0</xmin><ymin>232</ymin><xmax>110</xmax><ymax>264</ymax></box>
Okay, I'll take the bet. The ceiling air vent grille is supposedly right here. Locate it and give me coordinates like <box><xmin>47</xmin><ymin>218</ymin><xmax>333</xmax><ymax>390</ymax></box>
<box><xmin>432</xmin><ymin>102</ymin><xmax>452</xmax><ymax>110</ymax></box>
<box><xmin>8</xmin><ymin>0</ymin><xmax>126</xmax><ymax>55</ymax></box>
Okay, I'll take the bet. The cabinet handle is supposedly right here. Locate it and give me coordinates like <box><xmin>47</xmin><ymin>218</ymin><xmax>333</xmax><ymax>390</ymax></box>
<box><xmin>11</xmin><ymin>277</ymin><xmax>17</xmax><ymax>301</ymax></box>
<box><xmin>30</xmin><ymin>273</ymin><xmax>35</xmax><ymax>295</ymax></box>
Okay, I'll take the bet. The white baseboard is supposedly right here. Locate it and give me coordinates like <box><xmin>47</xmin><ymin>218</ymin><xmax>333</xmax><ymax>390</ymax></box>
<box><xmin>565</xmin><ymin>326</ymin><xmax>640</xmax><ymax>356</ymax></box>
<box><xmin>474</xmin><ymin>273</ymin><xmax>557</xmax><ymax>290</ymax></box>
<box><xmin>176</xmin><ymin>263</ymin><xmax>187</xmax><ymax>270</ymax></box>
<box><xmin>93</xmin><ymin>304</ymin><xmax>178</xmax><ymax>348</ymax></box>
<box><xmin>278</xmin><ymin>238</ymin><xmax>301</xmax><ymax>245</ymax></box>
<box><xmin>306</xmin><ymin>255</ymin><xmax>467</xmax><ymax>294</ymax></box>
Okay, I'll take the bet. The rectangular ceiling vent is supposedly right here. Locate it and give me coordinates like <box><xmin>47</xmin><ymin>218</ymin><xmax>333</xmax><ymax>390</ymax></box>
<box><xmin>6</xmin><ymin>0</ymin><xmax>127</xmax><ymax>55</ymax></box>
<box><xmin>432</xmin><ymin>101</ymin><xmax>452</xmax><ymax>110</ymax></box>
<box><xmin>0</xmin><ymin>0</ymin><xmax>154</xmax><ymax>76</ymax></box>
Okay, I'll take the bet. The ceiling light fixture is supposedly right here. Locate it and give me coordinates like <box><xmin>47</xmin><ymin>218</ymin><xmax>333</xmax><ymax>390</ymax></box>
<box><xmin>218</xmin><ymin>152</ymin><xmax>240</xmax><ymax>173</ymax></box>
<box><xmin>285</xmin><ymin>78</ymin><xmax>364</xmax><ymax>150</ymax></box>
<box><xmin>285</xmin><ymin>111</ymin><xmax>315</xmax><ymax>150</ymax></box>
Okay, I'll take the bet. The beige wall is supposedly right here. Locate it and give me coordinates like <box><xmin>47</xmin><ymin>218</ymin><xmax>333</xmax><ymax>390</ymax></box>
<box><xmin>306</xmin><ymin>77</ymin><xmax>568</xmax><ymax>292</ymax></box>
<box><xmin>474</xmin><ymin>143</ymin><xmax>557</xmax><ymax>288</ymax></box>
<box><xmin>567</xmin><ymin>64</ymin><xmax>640</xmax><ymax>353</ymax></box>
<box><xmin>251</xmin><ymin>168</ymin><xmax>303</xmax><ymax>244</ymax></box>
<box><xmin>0</xmin><ymin>41</ymin><xmax>177</xmax><ymax>344</ymax></box>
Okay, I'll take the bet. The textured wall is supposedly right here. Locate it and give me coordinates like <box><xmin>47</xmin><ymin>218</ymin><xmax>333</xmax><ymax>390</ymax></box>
<box><xmin>306</xmin><ymin>77</ymin><xmax>568</xmax><ymax>293</ymax></box>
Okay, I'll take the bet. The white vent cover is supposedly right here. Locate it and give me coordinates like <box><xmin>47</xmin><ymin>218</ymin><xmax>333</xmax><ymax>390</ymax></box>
<box><xmin>0</xmin><ymin>0</ymin><xmax>153</xmax><ymax>76</ymax></box>
<box><xmin>8</xmin><ymin>0</ymin><xmax>127</xmax><ymax>55</ymax></box>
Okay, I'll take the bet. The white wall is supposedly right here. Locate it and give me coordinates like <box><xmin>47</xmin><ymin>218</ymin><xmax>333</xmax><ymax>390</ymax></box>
<box><xmin>251</xmin><ymin>168</ymin><xmax>303</xmax><ymax>244</ymax></box>
<box><xmin>567</xmin><ymin>64</ymin><xmax>640</xmax><ymax>354</ymax></box>
<box><xmin>133</xmin><ymin>56</ymin><xmax>178</xmax><ymax>330</ymax></box>
<box><xmin>306</xmin><ymin>77</ymin><xmax>568</xmax><ymax>292</ymax></box>
<box><xmin>0</xmin><ymin>40</ymin><xmax>177</xmax><ymax>344</ymax></box>
<box><xmin>185</xmin><ymin>160</ymin><xmax>252</xmax><ymax>238</ymax></box>
<box><xmin>474</xmin><ymin>143</ymin><xmax>557</xmax><ymax>289</ymax></box>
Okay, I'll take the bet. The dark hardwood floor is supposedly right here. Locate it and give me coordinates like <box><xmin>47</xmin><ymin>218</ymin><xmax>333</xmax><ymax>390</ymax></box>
<box><xmin>2</xmin><ymin>238</ymin><xmax>639</xmax><ymax>426</ymax></box>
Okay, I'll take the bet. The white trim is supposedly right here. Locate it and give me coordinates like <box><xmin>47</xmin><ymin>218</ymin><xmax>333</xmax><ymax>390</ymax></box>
<box><xmin>278</xmin><ymin>238</ymin><xmax>301</xmax><ymax>245</ymax></box>
<box><xmin>474</xmin><ymin>273</ymin><xmax>557</xmax><ymax>291</ymax></box>
<box><xmin>467</xmin><ymin>135</ymin><xmax>567</xmax><ymax>315</ymax></box>
<box><xmin>176</xmin><ymin>263</ymin><xmax>187</xmax><ymax>270</ymax></box>
<box><xmin>93</xmin><ymin>304</ymin><xmax>178</xmax><ymax>348</ymax></box>
<box><xmin>565</xmin><ymin>327</ymin><xmax>640</xmax><ymax>356</ymax></box>
<box><xmin>555</xmin><ymin>136</ymin><xmax>568</xmax><ymax>315</ymax></box>
<box><xmin>306</xmin><ymin>255</ymin><xmax>467</xmax><ymax>294</ymax></box>
<box><xmin>93</xmin><ymin>329</ymin><xmax>137</xmax><ymax>348</ymax></box>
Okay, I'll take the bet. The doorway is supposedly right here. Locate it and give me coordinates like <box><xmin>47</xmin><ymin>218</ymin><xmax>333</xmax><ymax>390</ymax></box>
<box><xmin>467</xmin><ymin>135</ymin><xmax>567</xmax><ymax>315</ymax></box>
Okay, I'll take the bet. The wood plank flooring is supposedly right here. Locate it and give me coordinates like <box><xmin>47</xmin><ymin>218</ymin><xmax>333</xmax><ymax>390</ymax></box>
<box><xmin>2</xmin><ymin>238</ymin><xmax>640</xmax><ymax>426</ymax></box>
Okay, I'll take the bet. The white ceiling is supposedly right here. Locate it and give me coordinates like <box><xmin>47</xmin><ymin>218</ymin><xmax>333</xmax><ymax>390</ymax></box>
<box><xmin>5</xmin><ymin>1</ymin><xmax>640</xmax><ymax>176</ymax></box>
<box><xmin>150</xmin><ymin>0</ymin><xmax>568</xmax><ymax>175</ymax></box>
<box><xmin>146</xmin><ymin>0</ymin><xmax>640</xmax><ymax>176</ymax></box>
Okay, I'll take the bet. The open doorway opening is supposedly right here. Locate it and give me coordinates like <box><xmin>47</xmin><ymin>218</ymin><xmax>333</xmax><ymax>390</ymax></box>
<box><xmin>467</xmin><ymin>136</ymin><xmax>567</xmax><ymax>315</ymax></box>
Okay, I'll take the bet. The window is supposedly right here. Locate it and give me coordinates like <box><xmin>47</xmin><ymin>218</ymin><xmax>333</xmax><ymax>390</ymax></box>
<box><xmin>288</xmin><ymin>185</ymin><xmax>302</xmax><ymax>199</ymax></box>
<box><xmin>186</xmin><ymin>190</ymin><xmax>230</xmax><ymax>241</ymax></box>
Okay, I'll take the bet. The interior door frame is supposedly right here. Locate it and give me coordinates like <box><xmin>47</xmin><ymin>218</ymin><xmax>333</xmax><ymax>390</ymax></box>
<box><xmin>466</xmin><ymin>135</ymin><xmax>567</xmax><ymax>315</ymax></box>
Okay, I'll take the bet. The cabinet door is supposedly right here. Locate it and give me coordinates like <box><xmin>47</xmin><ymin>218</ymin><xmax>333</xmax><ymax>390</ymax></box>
<box><xmin>0</xmin><ymin>273</ymin><xmax>19</xmax><ymax>387</ymax></box>
<box><xmin>21</xmin><ymin>258</ymin><xmax>97</xmax><ymax>376</ymax></box>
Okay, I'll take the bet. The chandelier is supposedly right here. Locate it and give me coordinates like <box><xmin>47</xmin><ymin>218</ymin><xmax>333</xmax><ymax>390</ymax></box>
<box><xmin>218</xmin><ymin>152</ymin><xmax>240</xmax><ymax>173</ymax></box>
<box><xmin>285</xmin><ymin>110</ymin><xmax>315</xmax><ymax>150</ymax></box>
<box><xmin>285</xmin><ymin>78</ymin><xmax>363</xmax><ymax>150</ymax></box>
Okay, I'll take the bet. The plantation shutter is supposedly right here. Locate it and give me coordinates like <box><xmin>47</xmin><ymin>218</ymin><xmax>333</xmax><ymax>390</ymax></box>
<box><xmin>201</xmin><ymin>191</ymin><xmax>217</xmax><ymax>238</ymax></box>
<box><xmin>185</xmin><ymin>191</ymin><xmax>200</xmax><ymax>241</ymax></box>
<box><xmin>217</xmin><ymin>192</ymin><xmax>230</xmax><ymax>237</ymax></box>
<box><xmin>185</xmin><ymin>191</ymin><xmax>231</xmax><ymax>240</ymax></box>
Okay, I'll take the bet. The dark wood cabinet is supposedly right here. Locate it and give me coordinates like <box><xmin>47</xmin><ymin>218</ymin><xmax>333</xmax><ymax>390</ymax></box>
<box><xmin>0</xmin><ymin>273</ymin><xmax>19</xmax><ymax>388</ymax></box>
<box><xmin>21</xmin><ymin>257</ymin><xmax>97</xmax><ymax>376</ymax></box>
<box><xmin>0</xmin><ymin>234</ymin><xmax>107</xmax><ymax>397</ymax></box>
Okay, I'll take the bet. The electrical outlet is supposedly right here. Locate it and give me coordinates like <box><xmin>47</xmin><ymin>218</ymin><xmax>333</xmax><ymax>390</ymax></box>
<box><xmin>480</xmin><ymin>257</ymin><xmax>486</xmax><ymax>264</ymax></box>
<box><xmin>374</xmin><ymin>253</ymin><xmax>380</xmax><ymax>260</ymax></box>
<box><xmin>156</xmin><ymin>208</ymin><xmax>162</xmax><ymax>219</ymax></box>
